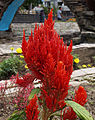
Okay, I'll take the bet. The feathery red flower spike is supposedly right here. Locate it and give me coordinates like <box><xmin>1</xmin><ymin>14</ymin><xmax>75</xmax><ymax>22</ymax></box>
<box><xmin>26</xmin><ymin>95</ymin><xmax>39</xmax><ymax>120</ymax></box>
<box><xmin>19</xmin><ymin>9</ymin><xmax>87</xmax><ymax>119</ymax></box>
<box><xmin>22</xmin><ymin>9</ymin><xmax>73</xmax><ymax>112</ymax></box>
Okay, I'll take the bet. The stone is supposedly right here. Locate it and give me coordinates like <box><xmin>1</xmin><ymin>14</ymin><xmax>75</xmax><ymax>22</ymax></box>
<box><xmin>73</xmin><ymin>43</ymin><xmax>95</xmax><ymax>65</ymax></box>
<box><xmin>72</xmin><ymin>77</ymin><xmax>82</xmax><ymax>81</ymax></box>
<box><xmin>69</xmin><ymin>81</ymin><xmax>89</xmax><ymax>87</ymax></box>
<box><xmin>11</xmin><ymin>22</ymin><xmax>80</xmax><ymax>44</ymax></box>
<box><xmin>0</xmin><ymin>43</ymin><xmax>21</xmax><ymax>55</ymax></box>
<box><xmin>82</xmin><ymin>68</ymin><xmax>95</xmax><ymax>75</ymax></box>
<box><xmin>71</xmin><ymin>69</ymin><xmax>87</xmax><ymax>78</ymax></box>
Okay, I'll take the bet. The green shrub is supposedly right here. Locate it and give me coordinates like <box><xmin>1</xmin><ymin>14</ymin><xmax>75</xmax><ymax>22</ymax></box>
<box><xmin>0</xmin><ymin>56</ymin><xmax>22</xmax><ymax>80</ymax></box>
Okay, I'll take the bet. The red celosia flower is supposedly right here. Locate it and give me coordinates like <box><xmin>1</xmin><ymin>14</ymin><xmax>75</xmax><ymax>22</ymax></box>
<box><xmin>16</xmin><ymin>73</ymin><xmax>35</xmax><ymax>87</ymax></box>
<box><xmin>73</xmin><ymin>86</ymin><xmax>87</xmax><ymax>106</ymax></box>
<box><xmin>63</xmin><ymin>107</ymin><xmax>77</xmax><ymax>120</ymax></box>
<box><xmin>22</xmin><ymin>9</ymin><xmax>73</xmax><ymax>112</ymax></box>
<box><xmin>63</xmin><ymin>86</ymin><xmax>87</xmax><ymax>120</ymax></box>
<box><xmin>26</xmin><ymin>95</ymin><xmax>39</xmax><ymax>120</ymax></box>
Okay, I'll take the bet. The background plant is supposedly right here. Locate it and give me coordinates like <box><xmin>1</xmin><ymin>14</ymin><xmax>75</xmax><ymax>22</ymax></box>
<box><xmin>0</xmin><ymin>56</ymin><xmax>21</xmax><ymax>80</ymax></box>
<box><xmin>0</xmin><ymin>48</ymin><xmax>27</xmax><ymax>80</ymax></box>
<box><xmin>72</xmin><ymin>53</ymin><xmax>80</xmax><ymax>70</ymax></box>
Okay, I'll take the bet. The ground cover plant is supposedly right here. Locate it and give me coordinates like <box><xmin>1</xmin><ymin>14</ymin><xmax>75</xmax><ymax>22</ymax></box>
<box><xmin>0</xmin><ymin>48</ymin><xmax>28</xmax><ymax>80</ymax></box>
<box><xmin>72</xmin><ymin>53</ymin><xmax>95</xmax><ymax>70</ymax></box>
<box><xmin>0</xmin><ymin>55</ymin><xmax>21</xmax><ymax>80</ymax></box>
<box><xmin>0</xmin><ymin>10</ymin><xmax>93</xmax><ymax>120</ymax></box>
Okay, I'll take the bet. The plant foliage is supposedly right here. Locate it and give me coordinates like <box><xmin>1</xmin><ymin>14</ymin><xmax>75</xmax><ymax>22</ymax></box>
<box><xmin>0</xmin><ymin>56</ymin><xmax>21</xmax><ymax>80</ymax></box>
<box><xmin>66</xmin><ymin>101</ymin><xmax>93</xmax><ymax>120</ymax></box>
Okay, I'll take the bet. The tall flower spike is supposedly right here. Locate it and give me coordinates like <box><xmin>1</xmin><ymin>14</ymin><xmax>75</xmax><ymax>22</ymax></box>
<box><xmin>26</xmin><ymin>95</ymin><xmax>39</xmax><ymax>120</ymax></box>
<box><xmin>22</xmin><ymin>9</ymin><xmax>73</xmax><ymax>113</ymax></box>
<box><xmin>45</xmin><ymin>9</ymin><xmax>54</xmax><ymax>29</ymax></box>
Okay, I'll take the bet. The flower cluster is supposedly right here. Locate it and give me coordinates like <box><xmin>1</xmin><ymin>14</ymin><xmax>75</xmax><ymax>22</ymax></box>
<box><xmin>0</xmin><ymin>75</ymin><xmax>34</xmax><ymax>111</ymax></box>
<box><xmin>13</xmin><ymin>83</ymin><xmax>34</xmax><ymax>110</ymax></box>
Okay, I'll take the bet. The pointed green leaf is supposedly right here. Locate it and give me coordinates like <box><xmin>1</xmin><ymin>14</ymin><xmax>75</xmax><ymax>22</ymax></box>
<box><xmin>28</xmin><ymin>88</ymin><xmax>41</xmax><ymax>100</ymax></box>
<box><xmin>8</xmin><ymin>115</ymin><xmax>20</xmax><ymax>120</ymax></box>
<box><xmin>8</xmin><ymin>110</ymin><xmax>26</xmax><ymax>120</ymax></box>
<box><xmin>65</xmin><ymin>100</ymin><xmax>93</xmax><ymax>120</ymax></box>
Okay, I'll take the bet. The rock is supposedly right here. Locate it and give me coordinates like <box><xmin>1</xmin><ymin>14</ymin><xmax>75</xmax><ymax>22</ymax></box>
<box><xmin>0</xmin><ymin>43</ymin><xmax>21</xmax><ymax>56</ymax></box>
<box><xmin>64</xmin><ymin>0</ymin><xmax>95</xmax><ymax>42</ymax></box>
<box><xmin>72</xmin><ymin>77</ymin><xmax>82</xmax><ymax>81</ymax></box>
<box><xmin>69</xmin><ymin>81</ymin><xmax>89</xmax><ymax>87</ymax></box>
<box><xmin>73</xmin><ymin>43</ymin><xmax>95</xmax><ymax>65</ymax></box>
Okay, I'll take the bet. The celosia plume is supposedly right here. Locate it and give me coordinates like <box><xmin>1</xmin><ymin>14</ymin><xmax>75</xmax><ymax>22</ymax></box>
<box><xmin>22</xmin><ymin>9</ymin><xmax>73</xmax><ymax>112</ymax></box>
<box><xmin>26</xmin><ymin>95</ymin><xmax>39</xmax><ymax>120</ymax></box>
<box><xmin>63</xmin><ymin>86</ymin><xmax>87</xmax><ymax>120</ymax></box>
<box><xmin>63</xmin><ymin>107</ymin><xmax>77</xmax><ymax>120</ymax></box>
<box><xmin>73</xmin><ymin>86</ymin><xmax>87</xmax><ymax>105</ymax></box>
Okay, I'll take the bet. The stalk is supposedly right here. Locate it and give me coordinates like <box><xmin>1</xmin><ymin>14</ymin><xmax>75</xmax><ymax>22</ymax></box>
<box><xmin>42</xmin><ymin>111</ymin><xmax>49</xmax><ymax>120</ymax></box>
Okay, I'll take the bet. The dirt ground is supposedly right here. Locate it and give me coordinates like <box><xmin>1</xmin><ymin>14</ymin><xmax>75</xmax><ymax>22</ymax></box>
<box><xmin>83</xmin><ymin>84</ymin><xmax>95</xmax><ymax>119</ymax></box>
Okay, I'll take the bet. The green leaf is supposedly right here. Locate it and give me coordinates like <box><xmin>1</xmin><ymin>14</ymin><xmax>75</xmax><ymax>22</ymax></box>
<box><xmin>65</xmin><ymin>100</ymin><xmax>93</xmax><ymax>120</ymax></box>
<box><xmin>8</xmin><ymin>114</ymin><xmax>20</xmax><ymax>120</ymax></box>
<box><xmin>11</xmin><ymin>110</ymin><xmax>18</xmax><ymax>117</ymax></box>
<box><xmin>28</xmin><ymin>88</ymin><xmax>41</xmax><ymax>100</ymax></box>
<box><xmin>8</xmin><ymin>110</ymin><xmax>26</xmax><ymax>120</ymax></box>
